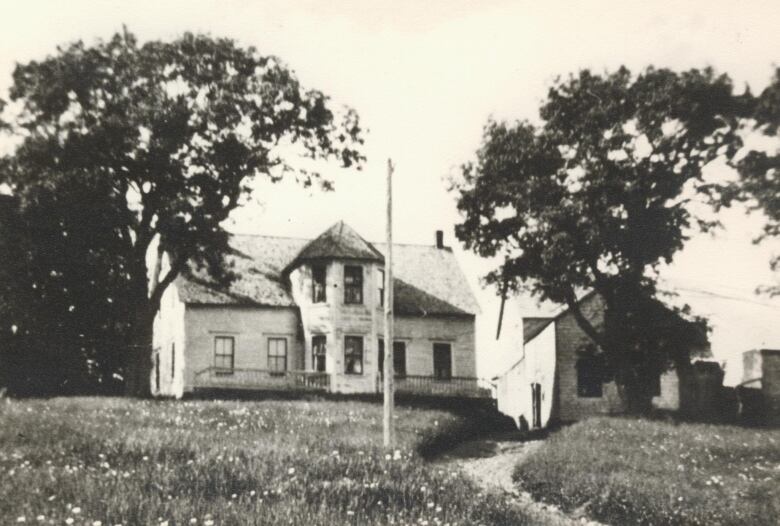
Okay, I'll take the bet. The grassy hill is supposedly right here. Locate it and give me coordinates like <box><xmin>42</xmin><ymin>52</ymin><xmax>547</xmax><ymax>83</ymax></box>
<box><xmin>0</xmin><ymin>397</ymin><xmax>526</xmax><ymax>526</ymax></box>
<box><xmin>515</xmin><ymin>417</ymin><xmax>780</xmax><ymax>526</ymax></box>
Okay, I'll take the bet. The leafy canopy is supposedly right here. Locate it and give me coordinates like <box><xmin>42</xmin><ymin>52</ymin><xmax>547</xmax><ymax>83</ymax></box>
<box><xmin>733</xmin><ymin>68</ymin><xmax>780</xmax><ymax>293</ymax></box>
<box><xmin>1</xmin><ymin>30</ymin><xmax>364</xmax><ymax>309</ymax></box>
<box><xmin>453</xmin><ymin>67</ymin><xmax>742</xmax><ymax>410</ymax></box>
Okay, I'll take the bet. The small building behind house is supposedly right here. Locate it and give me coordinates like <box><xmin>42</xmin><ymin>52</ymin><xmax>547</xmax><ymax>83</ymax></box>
<box><xmin>737</xmin><ymin>349</ymin><xmax>780</xmax><ymax>424</ymax></box>
<box><xmin>494</xmin><ymin>292</ymin><xmax>712</xmax><ymax>429</ymax></box>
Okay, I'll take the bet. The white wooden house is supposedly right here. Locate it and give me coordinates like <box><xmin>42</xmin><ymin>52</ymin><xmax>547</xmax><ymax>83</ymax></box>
<box><xmin>151</xmin><ymin>221</ymin><xmax>484</xmax><ymax>399</ymax></box>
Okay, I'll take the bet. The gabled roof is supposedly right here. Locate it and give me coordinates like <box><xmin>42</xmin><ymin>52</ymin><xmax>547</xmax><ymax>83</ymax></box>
<box><xmin>284</xmin><ymin>221</ymin><xmax>383</xmax><ymax>272</ymax></box>
<box><xmin>523</xmin><ymin>317</ymin><xmax>555</xmax><ymax>344</ymax></box>
<box><xmin>176</xmin><ymin>224</ymin><xmax>479</xmax><ymax>316</ymax></box>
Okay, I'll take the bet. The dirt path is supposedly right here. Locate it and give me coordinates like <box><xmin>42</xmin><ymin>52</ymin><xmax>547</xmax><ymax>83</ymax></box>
<box><xmin>438</xmin><ymin>434</ymin><xmax>604</xmax><ymax>526</ymax></box>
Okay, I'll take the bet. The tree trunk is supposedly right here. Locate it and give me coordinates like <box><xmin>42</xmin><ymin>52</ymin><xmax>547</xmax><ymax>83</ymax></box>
<box><xmin>124</xmin><ymin>305</ymin><xmax>155</xmax><ymax>398</ymax></box>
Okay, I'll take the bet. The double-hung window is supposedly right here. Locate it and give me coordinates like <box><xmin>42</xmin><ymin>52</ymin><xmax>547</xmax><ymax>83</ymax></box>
<box><xmin>377</xmin><ymin>269</ymin><xmax>385</xmax><ymax>307</ymax></box>
<box><xmin>378</xmin><ymin>339</ymin><xmax>406</xmax><ymax>377</ymax></box>
<box><xmin>214</xmin><ymin>336</ymin><xmax>235</xmax><ymax>372</ymax></box>
<box><xmin>312</xmin><ymin>335</ymin><xmax>327</xmax><ymax>372</ymax></box>
<box><xmin>344</xmin><ymin>265</ymin><xmax>363</xmax><ymax>304</ymax></box>
<box><xmin>268</xmin><ymin>338</ymin><xmax>287</xmax><ymax>373</ymax></box>
<box><xmin>344</xmin><ymin>336</ymin><xmax>364</xmax><ymax>375</ymax></box>
<box><xmin>433</xmin><ymin>343</ymin><xmax>452</xmax><ymax>380</ymax></box>
<box><xmin>312</xmin><ymin>265</ymin><xmax>327</xmax><ymax>303</ymax></box>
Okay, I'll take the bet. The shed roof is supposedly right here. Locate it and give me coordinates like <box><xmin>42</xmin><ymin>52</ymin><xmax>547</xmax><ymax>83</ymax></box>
<box><xmin>177</xmin><ymin>224</ymin><xmax>479</xmax><ymax>316</ymax></box>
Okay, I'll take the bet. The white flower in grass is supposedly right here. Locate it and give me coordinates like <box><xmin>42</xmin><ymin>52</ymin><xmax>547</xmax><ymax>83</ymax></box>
<box><xmin>204</xmin><ymin>521</ymin><xmax>214</xmax><ymax>526</ymax></box>
<box><xmin>346</xmin><ymin>511</ymin><xmax>355</xmax><ymax>516</ymax></box>
<box><xmin>287</xmin><ymin>467</ymin><xmax>295</xmax><ymax>475</ymax></box>
<box><xmin>189</xmin><ymin>519</ymin><xmax>197</xmax><ymax>524</ymax></box>
<box><xmin>249</xmin><ymin>490</ymin><xmax>256</xmax><ymax>497</ymax></box>
<box><xmin>15</xmin><ymin>517</ymin><xmax>25</xmax><ymax>523</ymax></box>
<box><xmin>65</xmin><ymin>519</ymin><xmax>74</xmax><ymax>525</ymax></box>
<box><xmin>36</xmin><ymin>516</ymin><xmax>44</xmax><ymax>522</ymax></box>
<box><xmin>93</xmin><ymin>521</ymin><xmax>102</xmax><ymax>526</ymax></box>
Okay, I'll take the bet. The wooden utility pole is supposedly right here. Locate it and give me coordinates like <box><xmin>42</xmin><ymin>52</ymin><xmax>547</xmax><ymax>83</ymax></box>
<box><xmin>383</xmin><ymin>158</ymin><xmax>395</xmax><ymax>449</ymax></box>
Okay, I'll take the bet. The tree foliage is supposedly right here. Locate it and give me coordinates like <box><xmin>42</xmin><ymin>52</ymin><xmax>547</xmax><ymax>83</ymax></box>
<box><xmin>733</xmin><ymin>68</ymin><xmax>780</xmax><ymax>293</ymax></box>
<box><xmin>0</xmin><ymin>30</ymin><xmax>364</xmax><ymax>395</ymax></box>
<box><xmin>452</xmin><ymin>67</ymin><xmax>742</xmax><ymax>411</ymax></box>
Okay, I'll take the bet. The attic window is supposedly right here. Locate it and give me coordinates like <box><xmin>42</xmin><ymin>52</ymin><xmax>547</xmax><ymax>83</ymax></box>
<box><xmin>312</xmin><ymin>265</ymin><xmax>326</xmax><ymax>303</ymax></box>
<box><xmin>577</xmin><ymin>354</ymin><xmax>604</xmax><ymax>398</ymax></box>
<box><xmin>344</xmin><ymin>265</ymin><xmax>363</xmax><ymax>304</ymax></box>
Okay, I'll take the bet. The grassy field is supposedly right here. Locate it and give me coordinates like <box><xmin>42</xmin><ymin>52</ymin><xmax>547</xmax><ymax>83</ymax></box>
<box><xmin>514</xmin><ymin>417</ymin><xmax>780</xmax><ymax>526</ymax></box>
<box><xmin>0</xmin><ymin>397</ymin><xmax>528</xmax><ymax>526</ymax></box>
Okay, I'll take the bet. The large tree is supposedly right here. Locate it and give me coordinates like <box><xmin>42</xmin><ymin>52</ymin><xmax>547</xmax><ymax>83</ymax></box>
<box><xmin>452</xmin><ymin>67</ymin><xmax>742</xmax><ymax>412</ymax></box>
<box><xmin>733</xmin><ymin>68</ymin><xmax>780</xmax><ymax>294</ymax></box>
<box><xmin>0</xmin><ymin>30</ymin><xmax>364</xmax><ymax>395</ymax></box>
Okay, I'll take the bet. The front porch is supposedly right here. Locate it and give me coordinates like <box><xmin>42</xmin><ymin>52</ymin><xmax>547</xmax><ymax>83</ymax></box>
<box><xmin>193</xmin><ymin>368</ymin><xmax>492</xmax><ymax>399</ymax></box>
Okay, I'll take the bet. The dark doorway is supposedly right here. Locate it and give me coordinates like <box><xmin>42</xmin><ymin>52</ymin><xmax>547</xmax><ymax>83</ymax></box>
<box><xmin>531</xmin><ymin>383</ymin><xmax>542</xmax><ymax>428</ymax></box>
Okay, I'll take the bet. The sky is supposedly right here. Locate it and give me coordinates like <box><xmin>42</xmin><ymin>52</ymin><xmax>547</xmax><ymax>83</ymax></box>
<box><xmin>1</xmin><ymin>0</ymin><xmax>779</xmax><ymax>383</ymax></box>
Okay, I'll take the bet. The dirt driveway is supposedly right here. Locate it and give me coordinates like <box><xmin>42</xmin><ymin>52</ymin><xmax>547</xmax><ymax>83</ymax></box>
<box><xmin>437</xmin><ymin>433</ymin><xmax>604</xmax><ymax>526</ymax></box>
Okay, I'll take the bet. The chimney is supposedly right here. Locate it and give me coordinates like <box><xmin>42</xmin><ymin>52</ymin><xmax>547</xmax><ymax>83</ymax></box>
<box><xmin>435</xmin><ymin>230</ymin><xmax>444</xmax><ymax>249</ymax></box>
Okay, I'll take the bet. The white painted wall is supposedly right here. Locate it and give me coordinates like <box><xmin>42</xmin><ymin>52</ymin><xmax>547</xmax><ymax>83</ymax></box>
<box><xmin>495</xmin><ymin>321</ymin><xmax>555</xmax><ymax>429</ymax></box>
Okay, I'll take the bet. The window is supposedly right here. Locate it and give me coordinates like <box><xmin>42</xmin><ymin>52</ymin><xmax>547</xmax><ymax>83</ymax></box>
<box><xmin>344</xmin><ymin>336</ymin><xmax>364</xmax><ymax>375</ymax></box>
<box><xmin>312</xmin><ymin>335</ymin><xmax>327</xmax><ymax>372</ymax></box>
<box><xmin>267</xmin><ymin>338</ymin><xmax>287</xmax><ymax>373</ymax></box>
<box><xmin>214</xmin><ymin>336</ymin><xmax>235</xmax><ymax>372</ymax></box>
<box><xmin>433</xmin><ymin>343</ymin><xmax>452</xmax><ymax>380</ymax></box>
<box><xmin>312</xmin><ymin>265</ymin><xmax>327</xmax><ymax>303</ymax></box>
<box><xmin>377</xmin><ymin>269</ymin><xmax>385</xmax><ymax>307</ymax></box>
<box><xmin>577</xmin><ymin>355</ymin><xmax>604</xmax><ymax>398</ymax></box>
<box><xmin>344</xmin><ymin>265</ymin><xmax>363</xmax><ymax>304</ymax></box>
<box><xmin>378</xmin><ymin>339</ymin><xmax>406</xmax><ymax>377</ymax></box>
<box><xmin>154</xmin><ymin>350</ymin><xmax>161</xmax><ymax>391</ymax></box>
<box><xmin>171</xmin><ymin>342</ymin><xmax>176</xmax><ymax>379</ymax></box>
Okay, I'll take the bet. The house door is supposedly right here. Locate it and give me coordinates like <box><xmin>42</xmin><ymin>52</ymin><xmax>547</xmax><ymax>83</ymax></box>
<box><xmin>531</xmin><ymin>383</ymin><xmax>542</xmax><ymax>428</ymax></box>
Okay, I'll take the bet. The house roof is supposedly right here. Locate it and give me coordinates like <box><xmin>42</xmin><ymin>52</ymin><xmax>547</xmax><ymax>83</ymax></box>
<box><xmin>284</xmin><ymin>221</ymin><xmax>383</xmax><ymax>272</ymax></box>
<box><xmin>176</xmin><ymin>224</ymin><xmax>479</xmax><ymax>316</ymax></box>
<box><xmin>523</xmin><ymin>317</ymin><xmax>555</xmax><ymax>344</ymax></box>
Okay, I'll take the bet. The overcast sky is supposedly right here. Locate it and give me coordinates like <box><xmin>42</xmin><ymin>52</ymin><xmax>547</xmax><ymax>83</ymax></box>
<box><xmin>2</xmin><ymin>0</ymin><xmax>779</xmax><ymax>382</ymax></box>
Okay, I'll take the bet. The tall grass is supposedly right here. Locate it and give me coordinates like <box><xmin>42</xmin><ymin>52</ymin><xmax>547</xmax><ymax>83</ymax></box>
<box><xmin>515</xmin><ymin>417</ymin><xmax>780</xmax><ymax>525</ymax></box>
<box><xmin>0</xmin><ymin>397</ymin><xmax>529</xmax><ymax>525</ymax></box>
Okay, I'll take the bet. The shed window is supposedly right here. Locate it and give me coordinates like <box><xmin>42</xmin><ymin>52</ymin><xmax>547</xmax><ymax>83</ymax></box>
<box><xmin>577</xmin><ymin>355</ymin><xmax>604</xmax><ymax>398</ymax></box>
<box><xmin>312</xmin><ymin>335</ymin><xmax>327</xmax><ymax>372</ymax></box>
<box><xmin>378</xmin><ymin>339</ymin><xmax>406</xmax><ymax>377</ymax></box>
<box><xmin>214</xmin><ymin>336</ymin><xmax>235</xmax><ymax>372</ymax></box>
<box><xmin>433</xmin><ymin>343</ymin><xmax>452</xmax><ymax>380</ymax></box>
<box><xmin>344</xmin><ymin>265</ymin><xmax>363</xmax><ymax>304</ymax></box>
<box><xmin>268</xmin><ymin>338</ymin><xmax>287</xmax><ymax>373</ymax></box>
<box><xmin>344</xmin><ymin>336</ymin><xmax>364</xmax><ymax>375</ymax></box>
<box><xmin>312</xmin><ymin>265</ymin><xmax>327</xmax><ymax>303</ymax></box>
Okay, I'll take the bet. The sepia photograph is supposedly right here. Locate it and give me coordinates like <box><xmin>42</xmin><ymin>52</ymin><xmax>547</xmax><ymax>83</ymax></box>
<box><xmin>1</xmin><ymin>1</ymin><xmax>779</xmax><ymax>524</ymax></box>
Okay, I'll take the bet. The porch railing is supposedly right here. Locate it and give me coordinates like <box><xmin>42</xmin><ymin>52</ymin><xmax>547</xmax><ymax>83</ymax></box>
<box><xmin>194</xmin><ymin>368</ymin><xmax>330</xmax><ymax>392</ymax></box>
<box><xmin>381</xmin><ymin>375</ymin><xmax>492</xmax><ymax>398</ymax></box>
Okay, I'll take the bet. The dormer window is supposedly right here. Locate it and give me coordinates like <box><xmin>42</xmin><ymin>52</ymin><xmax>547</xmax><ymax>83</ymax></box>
<box><xmin>344</xmin><ymin>265</ymin><xmax>363</xmax><ymax>304</ymax></box>
<box><xmin>312</xmin><ymin>264</ymin><xmax>326</xmax><ymax>303</ymax></box>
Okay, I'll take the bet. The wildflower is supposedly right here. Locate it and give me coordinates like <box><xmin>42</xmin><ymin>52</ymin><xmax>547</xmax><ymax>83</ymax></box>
<box><xmin>36</xmin><ymin>516</ymin><xmax>44</xmax><ymax>522</ymax></box>
<box><xmin>72</xmin><ymin>507</ymin><xmax>82</xmax><ymax>514</ymax></box>
<box><xmin>93</xmin><ymin>522</ymin><xmax>102</xmax><ymax>526</ymax></box>
<box><xmin>287</xmin><ymin>467</ymin><xmax>295</xmax><ymax>475</ymax></box>
<box><xmin>65</xmin><ymin>519</ymin><xmax>74</xmax><ymax>525</ymax></box>
<box><xmin>346</xmin><ymin>511</ymin><xmax>355</xmax><ymax>516</ymax></box>
<box><xmin>231</xmin><ymin>493</ymin><xmax>237</xmax><ymax>499</ymax></box>
<box><xmin>190</xmin><ymin>519</ymin><xmax>197</xmax><ymax>524</ymax></box>
<box><xmin>15</xmin><ymin>517</ymin><xmax>25</xmax><ymax>523</ymax></box>
<box><xmin>249</xmin><ymin>490</ymin><xmax>256</xmax><ymax>497</ymax></box>
<box><xmin>204</xmin><ymin>521</ymin><xmax>214</xmax><ymax>526</ymax></box>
